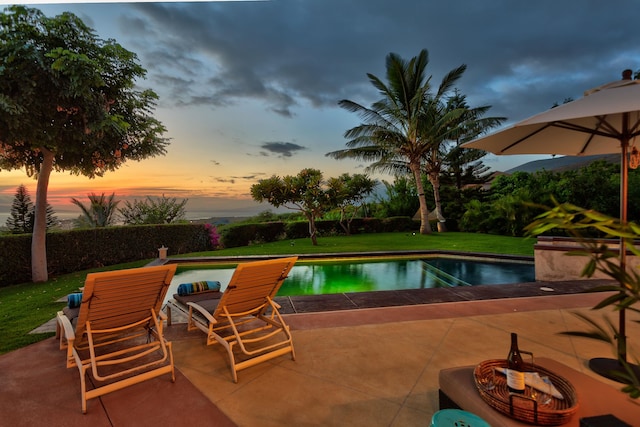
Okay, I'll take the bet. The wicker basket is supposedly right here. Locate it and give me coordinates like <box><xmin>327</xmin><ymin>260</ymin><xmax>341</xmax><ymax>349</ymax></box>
<box><xmin>473</xmin><ymin>359</ymin><xmax>579</xmax><ymax>425</ymax></box>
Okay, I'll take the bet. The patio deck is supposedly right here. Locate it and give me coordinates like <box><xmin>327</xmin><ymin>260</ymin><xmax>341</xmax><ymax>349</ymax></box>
<box><xmin>1</xmin><ymin>282</ymin><xmax>639</xmax><ymax>426</ymax></box>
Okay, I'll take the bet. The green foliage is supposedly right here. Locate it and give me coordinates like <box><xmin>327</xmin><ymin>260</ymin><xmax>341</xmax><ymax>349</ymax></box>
<box><xmin>327</xmin><ymin>49</ymin><xmax>503</xmax><ymax>234</ymax></box>
<box><xmin>220</xmin><ymin>222</ymin><xmax>286</xmax><ymax>248</ymax></box>
<box><xmin>460</xmin><ymin>188</ymin><xmax>544</xmax><ymax>237</ymax></box>
<box><xmin>251</xmin><ymin>168</ymin><xmax>332</xmax><ymax>245</ymax></box>
<box><xmin>0</xmin><ymin>224</ymin><xmax>211</xmax><ymax>285</ymax></box>
<box><xmin>5</xmin><ymin>185</ymin><xmax>57</xmax><ymax>233</ymax></box>
<box><xmin>326</xmin><ymin>173</ymin><xmax>376</xmax><ymax>234</ymax></box>
<box><xmin>219</xmin><ymin>217</ymin><xmax>420</xmax><ymax>248</ymax></box>
<box><xmin>437</xmin><ymin>185</ymin><xmax>483</xmax><ymax>232</ymax></box>
<box><xmin>327</xmin><ymin>49</ymin><xmax>442</xmax><ymax>234</ymax></box>
<box><xmin>119</xmin><ymin>195</ymin><xmax>188</xmax><ymax>225</ymax></box>
<box><xmin>184</xmin><ymin>231</ymin><xmax>534</xmax><ymax>258</ymax></box>
<box><xmin>0</xmin><ymin>5</ymin><xmax>169</xmax><ymax>281</ymax></box>
<box><xmin>70</xmin><ymin>192</ymin><xmax>120</xmax><ymax>228</ymax></box>
<box><xmin>444</xmin><ymin>143</ymin><xmax>493</xmax><ymax>191</ymax></box>
<box><xmin>459</xmin><ymin>160</ymin><xmax>635</xmax><ymax>236</ymax></box>
<box><xmin>0</xmin><ymin>5</ymin><xmax>169</xmax><ymax>177</ymax></box>
<box><xmin>373</xmin><ymin>177</ymin><xmax>420</xmax><ymax>218</ymax></box>
<box><xmin>421</xmin><ymin>91</ymin><xmax>505</xmax><ymax>231</ymax></box>
<box><xmin>526</xmin><ymin>203</ymin><xmax>640</xmax><ymax>398</ymax></box>
<box><xmin>6</xmin><ymin>185</ymin><xmax>33</xmax><ymax>233</ymax></box>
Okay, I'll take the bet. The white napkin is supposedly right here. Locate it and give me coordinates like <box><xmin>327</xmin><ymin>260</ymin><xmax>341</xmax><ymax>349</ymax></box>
<box><xmin>497</xmin><ymin>368</ymin><xmax>564</xmax><ymax>399</ymax></box>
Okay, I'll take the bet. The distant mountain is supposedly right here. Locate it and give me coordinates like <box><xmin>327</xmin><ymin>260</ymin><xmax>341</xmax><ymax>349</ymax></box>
<box><xmin>505</xmin><ymin>154</ymin><xmax>619</xmax><ymax>174</ymax></box>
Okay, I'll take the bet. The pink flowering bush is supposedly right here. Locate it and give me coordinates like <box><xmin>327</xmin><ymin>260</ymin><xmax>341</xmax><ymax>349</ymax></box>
<box><xmin>204</xmin><ymin>223</ymin><xmax>222</xmax><ymax>249</ymax></box>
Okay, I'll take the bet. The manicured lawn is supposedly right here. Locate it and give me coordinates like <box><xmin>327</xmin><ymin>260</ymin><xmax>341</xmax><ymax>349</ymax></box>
<box><xmin>0</xmin><ymin>232</ymin><xmax>534</xmax><ymax>354</ymax></box>
<box><xmin>185</xmin><ymin>231</ymin><xmax>535</xmax><ymax>257</ymax></box>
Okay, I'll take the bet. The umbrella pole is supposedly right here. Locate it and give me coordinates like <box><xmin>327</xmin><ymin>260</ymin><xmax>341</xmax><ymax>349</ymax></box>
<box><xmin>619</xmin><ymin>132</ymin><xmax>628</xmax><ymax>364</ymax></box>
<box><xmin>588</xmin><ymin>129</ymin><xmax>632</xmax><ymax>380</ymax></box>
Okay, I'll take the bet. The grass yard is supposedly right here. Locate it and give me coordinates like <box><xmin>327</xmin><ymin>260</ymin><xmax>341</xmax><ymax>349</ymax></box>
<box><xmin>0</xmin><ymin>232</ymin><xmax>534</xmax><ymax>354</ymax></box>
<box><xmin>184</xmin><ymin>231</ymin><xmax>535</xmax><ymax>257</ymax></box>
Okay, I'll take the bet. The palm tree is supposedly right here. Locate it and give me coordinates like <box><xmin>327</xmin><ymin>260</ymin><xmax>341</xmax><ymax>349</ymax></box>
<box><xmin>71</xmin><ymin>192</ymin><xmax>120</xmax><ymax>228</ymax></box>
<box><xmin>421</xmin><ymin>91</ymin><xmax>505</xmax><ymax>231</ymax></box>
<box><xmin>327</xmin><ymin>49</ymin><xmax>465</xmax><ymax>234</ymax></box>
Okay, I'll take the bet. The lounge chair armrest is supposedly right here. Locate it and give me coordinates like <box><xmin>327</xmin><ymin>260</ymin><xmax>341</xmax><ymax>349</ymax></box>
<box><xmin>186</xmin><ymin>301</ymin><xmax>217</xmax><ymax>324</ymax></box>
<box><xmin>56</xmin><ymin>311</ymin><xmax>76</xmax><ymax>343</ymax></box>
<box><xmin>158</xmin><ymin>310</ymin><xmax>167</xmax><ymax>321</ymax></box>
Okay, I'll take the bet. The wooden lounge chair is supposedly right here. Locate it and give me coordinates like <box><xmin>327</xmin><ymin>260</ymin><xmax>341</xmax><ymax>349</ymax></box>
<box><xmin>56</xmin><ymin>264</ymin><xmax>177</xmax><ymax>413</ymax></box>
<box><xmin>182</xmin><ymin>257</ymin><xmax>298</xmax><ymax>382</ymax></box>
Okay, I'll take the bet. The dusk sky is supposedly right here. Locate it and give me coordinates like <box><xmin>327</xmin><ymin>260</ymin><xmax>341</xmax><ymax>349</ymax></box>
<box><xmin>2</xmin><ymin>0</ymin><xmax>640</xmax><ymax>222</ymax></box>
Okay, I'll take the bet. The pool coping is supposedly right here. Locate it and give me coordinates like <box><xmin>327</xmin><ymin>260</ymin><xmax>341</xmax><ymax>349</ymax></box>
<box><xmin>149</xmin><ymin>250</ymin><xmax>610</xmax><ymax>316</ymax></box>
<box><xmin>148</xmin><ymin>249</ymin><xmax>535</xmax><ymax>267</ymax></box>
<box><xmin>272</xmin><ymin>278</ymin><xmax>610</xmax><ymax>314</ymax></box>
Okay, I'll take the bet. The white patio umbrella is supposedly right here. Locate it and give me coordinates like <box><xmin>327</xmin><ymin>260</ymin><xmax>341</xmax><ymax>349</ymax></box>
<box><xmin>463</xmin><ymin>70</ymin><xmax>640</xmax><ymax>379</ymax></box>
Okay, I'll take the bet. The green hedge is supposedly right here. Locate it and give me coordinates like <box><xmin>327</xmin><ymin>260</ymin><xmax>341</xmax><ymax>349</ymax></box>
<box><xmin>219</xmin><ymin>222</ymin><xmax>286</xmax><ymax>248</ymax></box>
<box><xmin>0</xmin><ymin>217</ymin><xmax>421</xmax><ymax>286</ymax></box>
<box><xmin>0</xmin><ymin>224</ymin><xmax>211</xmax><ymax>286</ymax></box>
<box><xmin>221</xmin><ymin>217</ymin><xmax>419</xmax><ymax>247</ymax></box>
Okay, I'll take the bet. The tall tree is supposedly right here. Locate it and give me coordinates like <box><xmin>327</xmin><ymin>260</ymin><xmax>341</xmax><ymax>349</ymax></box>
<box><xmin>327</xmin><ymin>49</ymin><xmax>460</xmax><ymax>234</ymax></box>
<box><xmin>6</xmin><ymin>184</ymin><xmax>34</xmax><ymax>234</ymax></box>
<box><xmin>6</xmin><ymin>184</ymin><xmax>57</xmax><ymax>233</ymax></box>
<box><xmin>444</xmin><ymin>145</ymin><xmax>492</xmax><ymax>191</ymax></box>
<box><xmin>0</xmin><ymin>6</ymin><xmax>169</xmax><ymax>281</ymax></box>
<box><xmin>250</xmin><ymin>168</ymin><xmax>330</xmax><ymax>245</ymax></box>
<box><xmin>71</xmin><ymin>192</ymin><xmax>120</xmax><ymax>228</ymax></box>
<box><xmin>421</xmin><ymin>91</ymin><xmax>505</xmax><ymax>231</ymax></box>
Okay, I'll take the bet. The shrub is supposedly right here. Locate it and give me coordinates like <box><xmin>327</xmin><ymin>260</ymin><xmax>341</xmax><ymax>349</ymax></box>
<box><xmin>220</xmin><ymin>222</ymin><xmax>286</xmax><ymax>248</ymax></box>
<box><xmin>0</xmin><ymin>223</ymin><xmax>211</xmax><ymax>286</ymax></box>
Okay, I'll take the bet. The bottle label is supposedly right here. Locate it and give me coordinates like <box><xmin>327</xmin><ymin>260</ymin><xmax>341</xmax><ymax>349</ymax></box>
<box><xmin>506</xmin><ymin>368</ymin><xmax>525</xmax><ymax>391</ymax></box>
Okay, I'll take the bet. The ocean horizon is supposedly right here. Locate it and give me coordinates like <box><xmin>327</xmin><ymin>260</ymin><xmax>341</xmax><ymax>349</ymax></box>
<box><xmin>0</xmin><ymin>210</ymin><xmax>255</xmax><ymax>228</ymax></box>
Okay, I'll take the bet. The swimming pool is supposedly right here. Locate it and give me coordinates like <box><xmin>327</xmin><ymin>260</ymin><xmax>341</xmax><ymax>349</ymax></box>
<box><xmin>168</xmin><ymin>257</ymin><xmax>535</xmax><ymax>297</ymax></box>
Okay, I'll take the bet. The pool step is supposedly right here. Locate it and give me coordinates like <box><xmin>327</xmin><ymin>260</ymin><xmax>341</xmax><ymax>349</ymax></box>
<box><xmin>421</xmin><ymin>261</ymin><xmax>472</xmax><ymax>287</ymax></box>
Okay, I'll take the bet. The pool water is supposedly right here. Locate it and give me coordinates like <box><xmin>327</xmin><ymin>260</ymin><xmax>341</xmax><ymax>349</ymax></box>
<box><xmin>169</xmin><ymin>258</ymin><xmax>535</xmax><ymax>297</ymax></box>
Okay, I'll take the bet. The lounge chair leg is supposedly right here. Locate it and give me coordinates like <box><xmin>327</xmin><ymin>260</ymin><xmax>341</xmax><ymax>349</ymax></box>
<box><xmin>80</xmin><ymin>369</ymin><xmax>88</xmax><ymax>414</ymax></box>
<box><xmin>166</xmin><ymin>305</ymin><xmax>172</xmax><ymax>326</ymax></box>
<box><xmin>168</xmin><ymin>342</ymin><xmax>176</xmax><ymax>383</ymax></box>
<box><xmin>231</xmin><ymin>365</ymin><xmax>238</xmax><ymax>383</ymax></box>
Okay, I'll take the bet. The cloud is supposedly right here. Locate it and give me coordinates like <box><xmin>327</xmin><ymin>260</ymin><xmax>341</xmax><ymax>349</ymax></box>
<box><xmin>212</xmin><ymin>173</ymin><xmax>267</xmax><ymax>185</ymax></box>
<box><xmin>105</xmin><ymin>0</ymin><xmax>640</xmax><ymax>125</ymax></box>
<box><xmin>214</xmin><ymin>177</ymin><xmax>235</xmax><ymax>184</ymax></box>
<box><xmin>38</xmin><ymin>0</ymin><xmax>640</xmax><ymax>125</ymax></box>
<box><xmin>259</xmin><ymin>142</ymin><xmax>307</xmax><ymax>158</ymax></box>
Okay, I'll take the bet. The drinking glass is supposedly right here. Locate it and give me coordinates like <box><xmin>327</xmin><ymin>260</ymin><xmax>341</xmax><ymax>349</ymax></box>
<box><xmin>482</xmin><ymin>368</ymin><xmax>496</xmax><ymax>391</ymax></box>
<box><xmin>537</xmin><ymin>376</ymin><xmax>553</xmax><ymax>405</ymax></box>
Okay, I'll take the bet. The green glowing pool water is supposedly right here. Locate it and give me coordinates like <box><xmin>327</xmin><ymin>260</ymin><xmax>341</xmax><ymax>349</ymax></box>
<box><xmin>169</xmin><ymin>257</ymin><xmax>535</xmax><ymax>297</ymax></box>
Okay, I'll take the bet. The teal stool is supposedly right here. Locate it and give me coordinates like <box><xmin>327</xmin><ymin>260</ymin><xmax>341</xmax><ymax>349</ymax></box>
<box><xmin>431</xmin><ymin>409</ymin><xmax>490</xmax><ymax>427</ymax></box>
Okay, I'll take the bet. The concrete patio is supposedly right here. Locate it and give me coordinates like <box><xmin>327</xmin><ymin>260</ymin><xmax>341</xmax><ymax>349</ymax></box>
<box><xmin>1</xmin><ymin>285</ymin><xmax>639</xmax><ymax>426</ymax></box>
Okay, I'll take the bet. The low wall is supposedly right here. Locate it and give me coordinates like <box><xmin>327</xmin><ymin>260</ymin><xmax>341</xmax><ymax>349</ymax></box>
<box><xmin>534</xmin><ymin>236</ymin><xmax>639</xmax><ymax>281</ymax></box>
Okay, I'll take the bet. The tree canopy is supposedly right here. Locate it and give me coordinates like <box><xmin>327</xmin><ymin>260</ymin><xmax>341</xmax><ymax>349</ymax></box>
<box><xmin>327</xmin><ymin>49</ymin><xmax>501</xmax><ymax>234</ymax></box>
<box><xmin>250</xmin><ymin>168</ymin><xmax>330</xmax><ymax>245</ymax></box>
<box><xmin>71</xmin><ymin>192</ymin><xmax>120</xmax><ymax>228</ymax></box>
<box><xmin>326</xmin><ymin>173</ymin><xmax>376</xmax><ymax>235</ymax></box>
<box><xmin>327</xmin><ymin>49</ymin><xmax>437</xmax><ymax>234</ymax></box>
<box><xmin>0</xmin><ymin>6</ymin><xmax>169</xmax><ymax>281</ymax></box>
<box><xmin>119</xmin><ymin>195</ymin><xmax>188</xmax><ymax>225</ymax></box>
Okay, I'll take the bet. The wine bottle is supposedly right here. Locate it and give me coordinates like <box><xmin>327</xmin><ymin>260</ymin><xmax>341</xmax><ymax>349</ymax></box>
<box><xmin>506</xmin><ymin>332</ymin><xmax>525</xmax><ymax>394</ymax></box>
